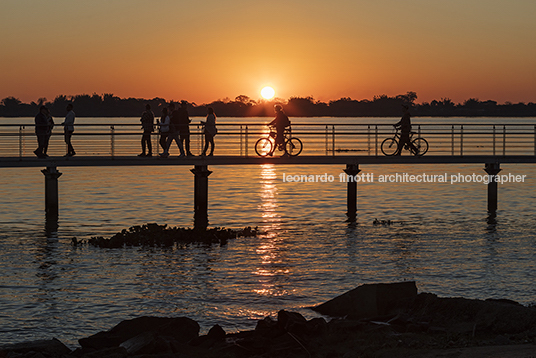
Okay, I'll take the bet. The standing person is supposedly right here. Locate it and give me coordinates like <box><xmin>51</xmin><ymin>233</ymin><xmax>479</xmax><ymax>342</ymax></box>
<box><xmin>43</xmin><ymin>107</ymin><xmax>54</xmax><ymax>156</ymax></box>
<box><xmin>178</xmin><ymin>101</ymin><xmax>194</xmax><ymax>156</ymax></box>
<box><xmin>157</xmin><ymin>107</ymin><xmax>170</xmax><ymax>152</ymax></box>
<box><xmin>62</xmin><ymin>103</ymin><xmax>76</xmax><ymax>156</ymax></box>
<box><xmin>160</xmin><ymin>103</ymin><xmax>185</xmax><ymax>158</ymax></box>
<box><xmin>393</xmin><ymin>104</ymin><xmax>417</xmax><ymax>155</ymax></box>
<box><xmin>139</xmin><ymin>104</ymin><xmax>154</xmax><ymax>157</ymax></box>
<box><xmin>34</xmin><ymin>106</ymin><xmax>49</xmax><ymax>158</ymax></box>
<box><xmin>268</xmin><ymin>104</ymin><xmax>290</xmax><ymax>152</ymax></box>
<box><xmin>201</xmin><ymin>107</ymin><xmax>217</xmax><ymax>156</ymax></box>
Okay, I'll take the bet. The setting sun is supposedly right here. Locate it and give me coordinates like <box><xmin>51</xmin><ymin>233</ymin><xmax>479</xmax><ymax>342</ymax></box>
<box><xmin>261</xmin><ymin>86</ymin><xmax>275</xmax><ymax>100</ymax></box>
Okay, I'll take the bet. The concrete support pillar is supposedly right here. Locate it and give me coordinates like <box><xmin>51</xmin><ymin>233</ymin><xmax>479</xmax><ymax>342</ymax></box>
<box><xmin>191</xmin><ymin>165</ymin><xmax>212</xmax><ymax>230</ymax></box>
<box><xmin>41</xmin><ymin>167</ymin><xmax>62</xmax><ymax>216</ymax></box>
<box><xmin>344</xmin><ymin>164</ymin><xmax>361</xmax><ymax>221</ymax></box>
<box><xmin>484</xmin><ymin>162</ymin><xmax>501</xmax><ymax>212</ymax></box>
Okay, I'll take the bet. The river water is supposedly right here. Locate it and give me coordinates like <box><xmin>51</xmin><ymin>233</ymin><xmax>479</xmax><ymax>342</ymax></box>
<box><xmin>0</xmin><ymin>117</ymin><xmax>535</xmax><ymax>346</ymax></box>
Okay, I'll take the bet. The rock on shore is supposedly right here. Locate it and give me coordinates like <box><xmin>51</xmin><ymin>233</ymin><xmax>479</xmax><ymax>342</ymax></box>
<box><xmin>2</xmin><ymin>282</ymin><xmax>536</xmax><ymax>358</ymax></box>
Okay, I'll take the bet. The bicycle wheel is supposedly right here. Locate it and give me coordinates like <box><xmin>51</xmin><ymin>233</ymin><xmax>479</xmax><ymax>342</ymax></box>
<box><xmin>411</xmin><ymin>137</ymin><xmax>429</xmax><ymax>156</ymax></box>
<box><xmin>381</xmin><ymin>138</ymin><xmax>398</xmax><ymax>156</ymax></box>
<box><xmin>255</xmin><ymin>138</ymin><xmax>274</xmax><ymax>157</ymax></box>
<box><xmin>285</xmin><ymin>137</ymin><xmax>303</xmax><ymax>157</ymax></box>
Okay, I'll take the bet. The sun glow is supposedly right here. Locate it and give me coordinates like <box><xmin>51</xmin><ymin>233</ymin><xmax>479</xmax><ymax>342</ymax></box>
<box><xmin>261</xmin><ymin>86</ymin><xmax>275</xmax><ymax>100</ymax></box>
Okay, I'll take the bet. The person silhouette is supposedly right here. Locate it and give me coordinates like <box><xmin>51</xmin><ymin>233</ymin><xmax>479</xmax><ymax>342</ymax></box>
<box><xmin>201</xmin><ymin>107</ymin><xmax>217</xmax><ymax>156</ymax></box>
<box><xmin>393</xmin><ymin>104</ymin><xmax>417</xmax><ymax>155</ymax></box>
<box><xmin>43</xmin><ymin>107</ymin><xmax>54</xmax><ymax>156</ymax></box>
<box><xmin>268</xmin><ymin>104</ymin><xmax>290</xmax><ymax>154</ymax></box>
<box><xmin>34</xmin><ymin>106</ymin><xmax>49</xmax><ymax>158</ymax></box>
<box><xmin>178</xmin><ymin>101</ymin><xmax>194</xmax><ymax>156</ymax></box>
<box><xmin>160</xmin><ymin>103</ymin><xmax>185</xmax><ymax>158</ymax></box>
<box><xmin>157</xmin><ymin>107</ymin><xmax>170</xmax><ymax>152</ymax></box>
<box><xmin>268</xmin><ymin>104</ymin><xmax>290</xmax><ymax>155</ymax></box>
<box><xmin>138</xmin><ymin>104</ymin><xmax>154</xmax><ymax>157</ymax></box>
<box><xmin>62</xmin><ymin>103</ymin><xmax>76</xmax><ymax>156</ymax></box>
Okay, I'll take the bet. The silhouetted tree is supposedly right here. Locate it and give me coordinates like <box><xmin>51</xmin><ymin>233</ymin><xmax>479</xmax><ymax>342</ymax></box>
<box><xmin>2</xmin><ymin>92</ymin><xmax>536</xmax><ymax>117</ymax></box>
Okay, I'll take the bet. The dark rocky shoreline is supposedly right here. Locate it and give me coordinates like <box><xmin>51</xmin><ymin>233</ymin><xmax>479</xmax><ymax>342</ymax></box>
<box><xmin>2</xmin><ymin>282</ymin><xmax>536</xmax><ymax>358</ymax></box>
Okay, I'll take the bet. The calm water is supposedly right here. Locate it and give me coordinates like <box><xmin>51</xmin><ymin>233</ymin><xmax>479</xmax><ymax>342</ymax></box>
<box><xmin>1</xmin><ymin>117</ymin><xmax>535</xmax><ymax>346</ymax></box>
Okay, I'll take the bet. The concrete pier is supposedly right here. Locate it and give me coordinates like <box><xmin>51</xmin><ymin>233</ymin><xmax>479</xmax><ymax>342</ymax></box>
<box><xmin>484</xmin><ymin>162</ymin><xmax>501</xmax><ymax>212</ymax></box>
<box><xmin>343</xmin><ymin>164</ymin><xmax>361</xmax><ymax>221</ymax></box>
<box><xmin>41</xmin><ymin>167</ymin><xmax>62</xmax><ymax>216</ymax></box>
<box><xmin>1</xmin><ymin>155</ymin><xmax>530</xmax><ymax>227</ymax></box>
<box><xmin>191</xmin><ymin>165</ymin><xmax>212</xmax><ymax>230</ymax></box>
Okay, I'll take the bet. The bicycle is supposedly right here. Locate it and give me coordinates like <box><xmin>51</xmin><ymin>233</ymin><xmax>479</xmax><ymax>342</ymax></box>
<box><xmin>255</xmin><ymin>126</ymin><xmax>303</xmax><ymax>157</ymax></box>
<box><xmin>381</xmin><ymin>128</ymin><xmax>429</xmax><ymax>156</ymax></box>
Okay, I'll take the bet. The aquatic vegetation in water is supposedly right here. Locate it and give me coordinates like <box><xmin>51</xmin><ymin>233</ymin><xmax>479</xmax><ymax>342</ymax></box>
<box><xmin>71</xmin><ymin>223</ymin><xmax>258</xmax><ymax>248</ymax></box>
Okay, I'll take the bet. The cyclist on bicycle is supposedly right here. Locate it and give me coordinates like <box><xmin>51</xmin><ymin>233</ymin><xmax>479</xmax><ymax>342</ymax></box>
<box><xmin>268</xmin><ymin>104</ymin><xmax>291</xmax><ymax>151</ymax></box>
<box><xmin>393</xmin><ymin>104</ymin><xmax>417</xmax><ymax>155</ymax></box>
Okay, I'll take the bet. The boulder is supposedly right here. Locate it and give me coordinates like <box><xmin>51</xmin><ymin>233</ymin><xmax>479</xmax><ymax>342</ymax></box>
<box><xmin>78</xmin><ymin>316</ymin><xmax>199</xmax><ymax>349</ymax></box>
<box><xmin>206</xmin><ymin>324</ymin><xmax>226</xmax><ymax>341</ymax></box>
<box><xmin>312</xmin><ymin>281</ymin><xmax>418</xmax><ymax>318</ymax></box>
<box><xmin>118</xmin><ymin>331</ymin><xmax>156</xmax><ymax>355</ymax></box>
<box><xmin>77</xmin><ymin>346</ymin><xmax>128</xmax><ymax>358</ymax></box>
<box><xmin>189</xmin><ymin>324</ymin><xmax>227</xmax><ymax>348</ymax></box>
<box><xmin>277</xmin><ymin>310</ymin><xmax>308</xmax><ymax>336</ymax></box>
<box><xmin>0</xmin><ymin>338</ymin><xmax>71</xmax><ymax>357</ymax></box>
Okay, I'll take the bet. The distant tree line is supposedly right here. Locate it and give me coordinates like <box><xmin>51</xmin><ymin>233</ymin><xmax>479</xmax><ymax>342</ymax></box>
<box><xmin>1</xmin><ymin>92</ymin><xmax>536</xmax><ymax>117</ymax></box>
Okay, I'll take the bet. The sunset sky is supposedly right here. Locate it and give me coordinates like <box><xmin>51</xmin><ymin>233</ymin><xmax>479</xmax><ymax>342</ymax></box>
<box><xmin>1</xmin><ymin>0</ymin><xmax>535</xmax><ymax>105</ymax></box>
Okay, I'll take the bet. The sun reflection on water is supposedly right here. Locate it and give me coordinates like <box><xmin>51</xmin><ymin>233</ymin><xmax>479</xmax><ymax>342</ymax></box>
<box><xmin>254</xmin><ymin>164</ymin><xmax>291</xmax><ymax>298</ymax></box>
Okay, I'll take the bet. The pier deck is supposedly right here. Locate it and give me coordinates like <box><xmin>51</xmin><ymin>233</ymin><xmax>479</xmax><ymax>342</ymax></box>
<box><xmin>1</xmin><ymin>154</ymin><xmax>535</xmax><ymax>168</ymax></box>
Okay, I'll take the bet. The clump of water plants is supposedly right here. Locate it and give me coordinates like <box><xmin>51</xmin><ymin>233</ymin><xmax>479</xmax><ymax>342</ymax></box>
<box><xmin>72</xmin><ymin>223</ymin><xmax>258</xmax><ymax>248</ymax></box>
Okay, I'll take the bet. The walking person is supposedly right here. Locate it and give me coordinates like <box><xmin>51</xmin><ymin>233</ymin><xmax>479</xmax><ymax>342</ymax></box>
<box><xmin>34</xmin><ymin>106</ymin><xmax>49</xmax><ymax>158</ymax></box>
<box><xmin>201</xmin><ymin>107</ymin><xmax>217</xmax><ymax>156</ymax></box>
<box><xmin>138</xmin><ymin>104</ymin><xmax>154</xmax><ymax>157</ymax></box>
<box><xmin>157</xmin><ymin>107</ymin><xmax>170</xmax><ymax>152</ymax></box>
<box><xmin>178</xmin><ymin>101</ymin><xmax>194</xmax><ymax>156</ymax></box>
<box><xmin>62</xmin><ymin>103</ymin><xmax>76</xmax><ymax>156</ymax></box>
<box><xmin>160</xmin><ymin>103</ymin><xmax>185</xmax><ymax>158</ymax></box>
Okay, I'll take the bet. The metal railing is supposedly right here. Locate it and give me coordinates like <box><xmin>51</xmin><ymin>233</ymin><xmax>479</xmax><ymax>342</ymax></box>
<box><xmin>1</xmin><ymin>122</ymin><xmax>535</xmax><ymax>158</ymax></box>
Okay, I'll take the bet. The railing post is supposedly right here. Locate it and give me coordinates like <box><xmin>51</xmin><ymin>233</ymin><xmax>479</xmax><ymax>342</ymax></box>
<box><xmin>110</xmin><ymin>125</ymin><xmax>115</xmax><ymax>158</ymax></box>
<box><xmin>330</xmin><ymin>125</ymin><xmax>335</xmax><ymax>156</ymax></box>
<box><xmin>502</xmin><ymin>125</ymin><xmax>506</xmax><ymax>156</ymax></box>
<box><xmin>19</xmin><ymin>125</ymin><xmax>24</xmax><ymax>160</ymax></box>
<box><xmin>493</xmin><ymin>125</ymin><xmax>496</xmax><ymax>156</ymax></box>
<box><xmin>325</xmin><ymin>125</ymin><xmax>328</xmax><ymax>155</ymax></box>
<box><xmin>418</xmin><ymin>125</ymin><xmax>421</xmax><ymax>152</ymax></box>
<box><xmin>197</xmin><ymin>124</ymin><xmax>202</xmax><ymax>156</ymax></box>
<box><xmin>367</xmin><ymin>125</ymin><xmax>371</xmax><ymax>155</ymax></box>
<box><xmin>154</xmin><ymin>130</ymin><xmax>159</xmax><ymax>155</ymax></box>
<box><xmin>460</xmin><ymin>125</ymin><xmax>464</xmax><ymax>156</ymax></box>
<box><xmin>239</xmin><ymin>125</ymin><xmax>243</xmax><ymax>156</ymax></box>
<box><xmin>245</xmin><ymin>125</ymin><xmax>248</xmax><ymax>157</ymax></box>
<box><xmin>451</xmin><ymin>125</ymin><xmax>454</xmax><ymax>155</ymax></box>
<box><xmin>375</xmin><ymin>125</ymin><xmax>378</xmax><ymax>156</ymax></box>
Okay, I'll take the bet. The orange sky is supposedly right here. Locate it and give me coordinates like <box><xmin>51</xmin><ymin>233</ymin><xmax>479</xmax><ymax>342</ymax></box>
<box><xmin>1</xmin><ymin>0</ymin><xmax>535</xmax><ymax>105</ymax></box>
